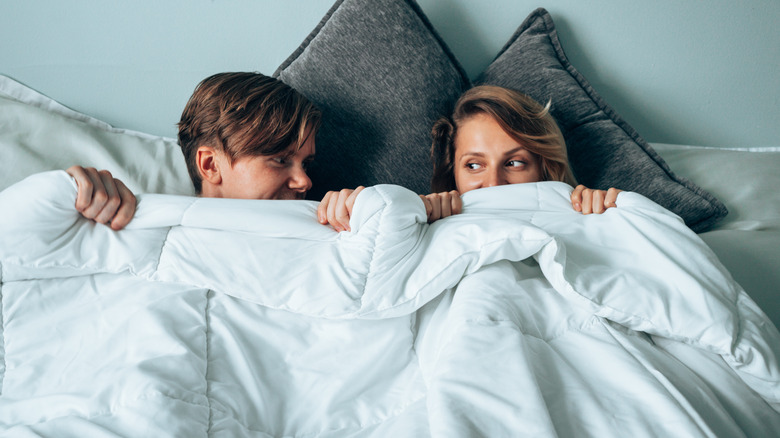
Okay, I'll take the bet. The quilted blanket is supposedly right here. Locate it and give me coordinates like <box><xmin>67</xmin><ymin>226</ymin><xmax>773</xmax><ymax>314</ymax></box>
<box><xmin>1</xmin><ymin>171</ymin><xmax>779</xmax><ymax>437</ymax></box>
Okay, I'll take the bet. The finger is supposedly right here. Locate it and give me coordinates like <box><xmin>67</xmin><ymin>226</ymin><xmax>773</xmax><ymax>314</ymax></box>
<box><xmin>326</xmin><ymin>191</ymin><xmax>340</xmax><ymax>231</ymax></box>
<box><xmin>605</xmin><ymin>187</ymin><xmax>621</xmax><ymax>209</ymax></box>
<box><xmin>318</xmin><ymin>192</ymin><xmax>334</xmax><ymax>224</ymax></box>
<box><xmin>109</xmin><ymin>180</ymin><xmax>137</xmax><ymax>230</ymax></box>
<box><xmin>438</xmin><ymin>193</ymin><xmax>452</xmax><ymax>219</ymax></box>
<box><xmin>450</xmin><ymin>190</ymin><xmax>462</xmax><ymax>215</ymax></box>
<box><xmin>344</xmin><ymin>186</ymin><xmax>365</xmax><ymax>218</ymax></box>
<box><xmin>571</xmin><ymin>184</ymin><xmax>585</xmax><ymax>212</ymax></box>
<box><xmin>419</xmin><ymin>195</ymin><xmax>433</xmax><ymax>218</ymax></box>
<box><xmin>580</xmin><ymin>189</ymin><xmax>593</xmax><ymax>215</ymax></box>
<box><xmin>592</xmin><ymin>190</ymin><xmax>606</xmax><ymax>214</ymax></box>
<box><xmin>78</xmin><ymin>167</ymin><xmax>109</xmax><ymax>220</ymax></box>
<box><xmin>66</xmin><ymin>166</ymin><xmax>95</xmax><ymax>213</ymax></box>
<box><xmin>429</xmin><ymin>194</ymin><xmax>442</xmax><ymax>223</ymax></box>
<box><xmin>93</xmin><ymin>171</ymin><xmax>122</xmax><ymax>224</ymax></box>
<box><xmin>335</xmin><ymin>189</ymin><xmax>353</xmax><ymax>231</ymax></box>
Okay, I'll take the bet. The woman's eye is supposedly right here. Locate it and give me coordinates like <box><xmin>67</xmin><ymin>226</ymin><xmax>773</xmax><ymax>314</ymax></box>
<box><xmin>466</xmin><ymin>162</ymin><xmax>482</xmax><ymax>170</ymax></box>
<box><xmin>507</xmin><ymin>160</ymin><xmax>526</xmax><ymax>168</ymax></box>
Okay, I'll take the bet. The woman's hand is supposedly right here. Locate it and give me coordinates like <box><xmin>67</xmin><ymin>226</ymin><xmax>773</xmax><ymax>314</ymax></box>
<box><xmin>317</xmin><ymin>186</ymin><xmax>365</xmax><ymax>232</ymax></box>
<box><xmin>419</xmin><ymin>190</ymin><xmax>462</xmax><ymax>223</ymax></box>
<box><xmin>571</xmin><ymin>184</ymin><xmax>622</xmax><ymax>214</ymax></box>
<box><xmin>66</xmin><ymin>165</ymin><xmax>137</xmax><ymax>230</ymax></box>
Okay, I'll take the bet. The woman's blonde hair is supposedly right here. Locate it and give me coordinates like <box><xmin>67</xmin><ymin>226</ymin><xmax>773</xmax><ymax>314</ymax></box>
<box><xmin>430</xmin><ymin>85</ymin><xmax>575</xmax><ymax>192</ymax></box>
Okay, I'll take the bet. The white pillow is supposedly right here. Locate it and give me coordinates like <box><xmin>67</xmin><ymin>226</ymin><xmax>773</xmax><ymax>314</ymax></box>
<box><xmin>654</xmin><ymin>143</ymin><xmax>780</xmax><ymax>328</ymax></box>
<box><xmin>653</xmin><ymin>143</ymin><xmax>780</xmax><ymax>232</ymax></box>
<box><xmin>0</xmin><ymin>75</ymin><xmax>194</xmax><ymax>195</ymax></box>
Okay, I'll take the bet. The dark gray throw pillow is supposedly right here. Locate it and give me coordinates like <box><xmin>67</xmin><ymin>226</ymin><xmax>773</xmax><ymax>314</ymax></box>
<box><xmin>274</xmin><ymin>0</ymin><xmax>470</xmax><ymax>200</ymax></box>
<box><xmin>477</xmin><ymin>8</ymin><xmax>727</xmax><ymax>232</ymax></box>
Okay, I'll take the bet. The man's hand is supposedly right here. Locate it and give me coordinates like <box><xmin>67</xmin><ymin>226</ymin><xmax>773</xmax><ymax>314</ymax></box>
<box><xmin>571</xmin><ymin>184</ymin><xmax>621</xmax><ymax>215</ymax></box>
<box><xmin>317</xmin><ymin>186</ymin><xmax>365</xmax><ymax>232</ymax></box>
<box><xmin>66</xmin><ymin>166</ymin><xmax>136</xmax><ymax>230</ymax></box>
<box><xmin>419</xmin><ymin>190</ymin><xmax>462</xmax><ymax>223</ymax></box>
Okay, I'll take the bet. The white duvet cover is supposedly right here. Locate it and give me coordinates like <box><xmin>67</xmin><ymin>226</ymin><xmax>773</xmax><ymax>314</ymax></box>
<box><xmin>1</xmin><ymin>171</ymin><xmax>779</xmax><ymax>437</ymax></box>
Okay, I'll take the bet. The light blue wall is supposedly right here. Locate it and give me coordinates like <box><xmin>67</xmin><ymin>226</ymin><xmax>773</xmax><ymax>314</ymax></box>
<box><xmin>2</xmin><ymin>0</ymin><xmax>778</xmax><ymax>148</ymax></box>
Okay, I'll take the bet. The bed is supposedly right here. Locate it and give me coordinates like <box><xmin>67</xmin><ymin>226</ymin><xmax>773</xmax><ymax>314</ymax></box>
<box><xmin>2</xmin><ymin>1</ymin><xmax>779</xmax><ymax>437</ymax></box>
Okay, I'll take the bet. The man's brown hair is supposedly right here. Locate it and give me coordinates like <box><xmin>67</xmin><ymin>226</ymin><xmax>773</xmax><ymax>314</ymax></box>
<box><xmin>178</xmin><ymin>72</ymin><xmax>322</xmax><ymax>193</ymax></box>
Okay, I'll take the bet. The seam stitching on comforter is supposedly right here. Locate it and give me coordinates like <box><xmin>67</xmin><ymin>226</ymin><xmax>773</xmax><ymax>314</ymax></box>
<box><xmin>732</xmin><ymin>291</ymin><xmax>743</xmax><ymax>355</ymax></box>
<box><xmin>451</xmin><ymin>314</ymin><xmax>603</xmax><ymax>343</ymax></box>
<box><xmin>0</xmin><ymin>264</ymin><xmax>4</xmax><ymax>395</ymax></box>
<box><xmin>207</xmin><ymin>393</ymin><xmax>430</xmax><ymax>437</ymax></box>
<box><xmin>153</xmin><ymin>226</ymin><xmax>176</xmax><ymax>274</ymax></box>
<box><xmin>205</xmin><ymin>289</ymin><xmax>214</xmax><ymax>436</ymax></box>
<box><xmin>360</xmin><ymin>189</ymin><xmax>390</xmax><ymax>307</ymax></box>
<box><xmin>2</xmin><ymin>390</ymin><xmax>211</xmax><ymax>430</ymax></box>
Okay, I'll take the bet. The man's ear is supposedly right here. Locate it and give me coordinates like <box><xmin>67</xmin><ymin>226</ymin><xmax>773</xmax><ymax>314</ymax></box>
<box><xmin>196</xmin><ymin>146</ymin><xmax>222</xmax><ymax>186</ymax></box>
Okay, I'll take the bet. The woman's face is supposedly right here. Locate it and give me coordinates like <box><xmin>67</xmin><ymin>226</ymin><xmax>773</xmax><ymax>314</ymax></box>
<box><xmin>453</xmin><ymin>113</ymin><xmax>542</xmax><ymax>194</ymax></box>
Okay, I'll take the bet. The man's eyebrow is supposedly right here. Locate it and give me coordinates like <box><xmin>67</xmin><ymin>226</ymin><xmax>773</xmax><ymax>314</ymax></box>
<box><xmin>273</xmin><ymin>149</ymin><xmax>295</xmax><ymax>159</ymax></box>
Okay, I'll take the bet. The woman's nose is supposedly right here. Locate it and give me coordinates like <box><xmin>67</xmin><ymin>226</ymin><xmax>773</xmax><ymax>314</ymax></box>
<box><xmin>484</xmin><ymin>169</ymin><xmax>505</xmax><ymax>187</ymax></box>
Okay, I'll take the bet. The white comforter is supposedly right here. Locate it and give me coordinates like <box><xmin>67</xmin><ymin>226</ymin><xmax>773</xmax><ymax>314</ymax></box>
<box><xmin>1</xmin><ymin>171</ymin><xmax>779</xmax><ymax>437</ymax></box>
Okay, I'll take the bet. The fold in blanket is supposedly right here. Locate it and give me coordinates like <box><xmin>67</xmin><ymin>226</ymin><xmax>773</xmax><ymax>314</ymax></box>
<box><xmin>1</xmin><ymin>171</ymin><xmax>779</xmax><ymax>437</ymax></box>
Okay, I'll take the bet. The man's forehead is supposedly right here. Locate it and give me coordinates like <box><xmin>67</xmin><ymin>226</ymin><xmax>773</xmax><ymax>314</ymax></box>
<box><xmin>297</xmin><ymin>137</ymin><xmax>315</xmax><ymax>157</ymax></box>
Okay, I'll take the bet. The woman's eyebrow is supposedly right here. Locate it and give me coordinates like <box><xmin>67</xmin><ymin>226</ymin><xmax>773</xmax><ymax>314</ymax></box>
<box><xmin>503</xmin><ymin>146</ymin><xmax>530</xmax><ymax>155</ymax></box>
<box><xmin>459</xmin><ymin>151</ymin><xmax>486</xmax><ymax>158</ymax></box>
<box><xmin>460</xmin><ymin>147</ymin><xmax>529</xmax><ymax>159</ymax></box>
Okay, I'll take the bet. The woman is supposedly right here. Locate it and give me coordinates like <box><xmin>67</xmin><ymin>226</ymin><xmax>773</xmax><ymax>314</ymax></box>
<box><xmin>319</xmin><ymin>85</ymin><xmax>621</xmax><ymax>229</ymax></box>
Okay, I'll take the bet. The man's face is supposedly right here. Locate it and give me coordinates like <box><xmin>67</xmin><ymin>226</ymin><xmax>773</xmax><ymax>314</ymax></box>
<box><xmin>215</xmin><ymin>134</ymin><xmax>315</xmax><ymax>200</ymax></box>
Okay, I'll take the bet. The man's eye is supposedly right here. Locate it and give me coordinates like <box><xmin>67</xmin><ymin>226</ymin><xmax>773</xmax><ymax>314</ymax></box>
<box><xmin>273</xmin><ymin>157</ymin><xmax>287</xmax><ymax>165</ymax></box>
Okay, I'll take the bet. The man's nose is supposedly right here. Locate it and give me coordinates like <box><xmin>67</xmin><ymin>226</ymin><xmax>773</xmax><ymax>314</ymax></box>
<box><xmin>289</xmin><ymin>166</ymin><xmax>312</xmax><ymax>193</ymax></box>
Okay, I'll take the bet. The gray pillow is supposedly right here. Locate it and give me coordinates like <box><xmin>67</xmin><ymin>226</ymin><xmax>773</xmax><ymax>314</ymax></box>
<box><xmin>477</xmin><ymin>8</ymin><xmax>727</xmax><ymax>232</ymax></box>
<box><xmin>274</xmin><ymin>0</ymin><xmax>469</xmax><ymax>200</ymax></box>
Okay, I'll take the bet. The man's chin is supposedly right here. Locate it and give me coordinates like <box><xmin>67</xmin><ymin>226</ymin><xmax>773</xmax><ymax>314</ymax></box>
<box><xmin>275</xmin><ymin>192</ymin><xmax>306</xmax><ymax>200</ymax></box>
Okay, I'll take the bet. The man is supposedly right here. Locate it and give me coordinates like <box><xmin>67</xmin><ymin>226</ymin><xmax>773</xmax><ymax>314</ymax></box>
<box><xmin>68</xmin><ymin>72</ymin><xmax>320</xmax><ymax>230</ymax></box>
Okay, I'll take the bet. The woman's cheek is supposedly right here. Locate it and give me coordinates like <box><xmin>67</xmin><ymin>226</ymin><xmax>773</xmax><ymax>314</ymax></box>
<box><xmin>456</xmin><ymin>178</ymin><xmax>481</xmax><ymax>194</ymax></box>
